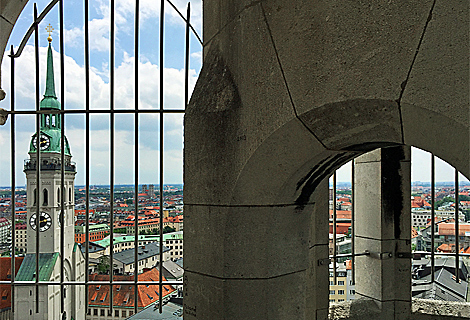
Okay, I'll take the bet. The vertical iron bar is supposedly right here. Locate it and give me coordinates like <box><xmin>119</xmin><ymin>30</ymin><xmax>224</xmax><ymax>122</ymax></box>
<box><xmin>333</xmin><ymin>172</ymin><xmax>337</xmax><ymax>286</ymax></box>
<box><xmin>84</xmin><ymin>0</ymin><xmax>91</xmax><ymax>313</ymax></box>
<box><xmin>431</xmin><ymin>154</ymin><xmax>435</xmax><ymax>282</ymax></box>
<box><xmin>9</xmin><ymin>45</ymin><xmax>16</xmax><ymax>315</ymax></box>
<box><xmin>351</xmin><ymin>161</ymin><xmax>355</xmax><ymax>285</ymax></box>
<box><xmin>184</xmin><ymin>3</ymin><xmax>190</xmax><ymax>109</ymax></box>
<box><xmin>158</xmin><ymin>0</ymin><xmax>165</xmax><ymax>313</ymax></box>
<box><xmin>59</xmin><ymin>0</ymin><xmax>66</xmax><ymax>313</ymax></box>
<box><xmin>455</xmin><ymin>169</ymin><xmax>459</xmax><ymax>282</ymax></box>
<box><xmin>134</xmin><ymin>0</ymin><xmax>140</xmax><ymax>312</ymax></box>
<box><xmin>34</xmin><ymin>4</ymin><xmax>41</xmax><ymax>313</ymax></box>
<box><xmin>109</xmin><ymin>0</ymin><xmax>115</xmax><ymax>314</ymax></box>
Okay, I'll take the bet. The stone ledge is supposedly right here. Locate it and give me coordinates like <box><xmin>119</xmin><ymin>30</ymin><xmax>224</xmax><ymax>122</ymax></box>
<box><xmin>329</xmin><ymin>298</ymin><xmax>470</xmax><ymax>320</ymax></box>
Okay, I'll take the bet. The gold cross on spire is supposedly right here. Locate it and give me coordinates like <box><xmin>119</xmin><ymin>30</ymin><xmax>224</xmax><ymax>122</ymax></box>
<box><xmin>45</xmin><ymin>24</ymin><xmax>54</xmax><ymax>43</ymax></box>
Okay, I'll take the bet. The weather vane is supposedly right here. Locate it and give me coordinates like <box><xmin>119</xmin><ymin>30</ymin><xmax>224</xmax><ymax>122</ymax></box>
<box><xmin>45</xmin><ymin>24</ymin><xmax>54</xmax><ymax>43</ymax></box>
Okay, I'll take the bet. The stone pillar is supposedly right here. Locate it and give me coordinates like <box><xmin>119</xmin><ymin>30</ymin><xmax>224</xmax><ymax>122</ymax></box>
<box><xmin>306</xmin><ymin>179</ymin><xmax>330</xmax><ymax>319</ymax></box>
<box><xmin>353</xmin><ymin>146</ymin><xmax>411</xmax><ymax>320</ymax></box>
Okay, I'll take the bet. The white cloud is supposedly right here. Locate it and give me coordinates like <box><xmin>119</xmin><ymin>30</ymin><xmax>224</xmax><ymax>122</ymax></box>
<box><xmin>64</xmin><ymin>0</ymin><xmax>202</xmax><ymax>53</ymax></box>
<box><xmin>0</xmin><ymin>44</ymin><xmax>197</xmax><ymax>185</ymax></box>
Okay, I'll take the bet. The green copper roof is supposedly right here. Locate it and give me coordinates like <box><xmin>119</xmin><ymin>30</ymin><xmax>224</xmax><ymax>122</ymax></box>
<box><xmin>92</xmin><ymin>232</ymin><xmax>183</xmax><ymax>248</ymax></box>
<box><xmin>94</xmin><ymin>235</ymin><xmax>161</xmax><ymax>248</ymax></box>
<box><xmin>29</xmin><ymin>130</ymin><xmax>72</xmax><ymax>155</ymax></box>
<box><xmin>40</xmin><ymin>43</ymin><xmax>60</xmax><ymax>110</ymax></box>
<box><xmin>29</xmin><ymin>41</ymin><xmax>72</xmax><ymax>156</ymax></box>
<box><xmin>16</xmin><ymin>253</ymin><xmax>59</xmax><ymax>281</ymax></box>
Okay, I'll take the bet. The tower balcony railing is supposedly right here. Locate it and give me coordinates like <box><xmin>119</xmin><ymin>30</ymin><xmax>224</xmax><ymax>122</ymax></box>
<box><xmin>23</xmin><ymin>159</ymin><xmax>76</xmax><ymax>172</ymax></box>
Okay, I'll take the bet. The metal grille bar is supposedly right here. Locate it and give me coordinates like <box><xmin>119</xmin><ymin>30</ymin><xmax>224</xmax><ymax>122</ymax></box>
<box><xmin>351</xmin><ymin>161</ymin><xmax>355</xmax><ymax>286</ymax></box>
<box><xmin>33</xmin><ymin>5</ymin><xmax>41</xmax><ymax>313</ymax></box>
<box><xmin>158</xmin><ymin>0</ymin><xmax>165</xmax><ymax>312</ymax></box>
<box><xmin>9</xmin><ymin>44</ymin><xmax>16</xmax><ymax>315</ymax></box>
<box><xmin>431</xmin><ymin>154</ymin><xmax>435</xmax><ymax>283</ymax></box>
<box><xmin>84</xmin><ymin>0</ymin><xmax>91</xmax><ymax>311</ymax></box>
<box><xmin>332</xmin><ymin>172</ymin><xmax>337</xmax><ymax>285</ymax></box>
<box><xmin>133</xmin><ymin>0</ymin><xmax>140</xmax><ymax>316</ymax></box>
<box><xmin>108</xmin><ymin>0</ymin><xmax>116</xmax><ymax>315</ymax></box>
<box><xmin>59</xmin><ymin>0</ymin><xmax>66</xmax><ymax>314</ymax></box>
<box><xmin>455</xmin><ymin>169</ymin><xmax>459</xmax><ymax>282</ymax></box>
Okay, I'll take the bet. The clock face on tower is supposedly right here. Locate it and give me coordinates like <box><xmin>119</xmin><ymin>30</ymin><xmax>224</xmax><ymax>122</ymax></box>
<box><xmin>30</xmin><ymin>212</ymin><xmax>52</xmax><ymax>232</ymax></box>
<box><xmin>32</xmin><ymin>134</ymin><xmax>50</xmax><ymax>151</ymax></box>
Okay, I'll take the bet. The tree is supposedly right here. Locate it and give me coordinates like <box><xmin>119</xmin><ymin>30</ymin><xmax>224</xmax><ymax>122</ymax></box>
<box><xmin>163</xmin><ymin>226</ymin><xmax>176</xmax><ymax>234</ymax></box>
<box><xmin>97</xmin><ymin>255</ymin><xmax>110</xmax><ymax>274</ymax></box>
<box><xmin>434</xmin><ymin>196</ymin><xmax>455</xmax><ymax>209</ymax></box>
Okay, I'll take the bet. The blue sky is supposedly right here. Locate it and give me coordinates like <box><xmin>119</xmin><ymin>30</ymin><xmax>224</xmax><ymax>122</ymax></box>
<box><xmin>0</xmin><ymin>0</ymin><xmax>202</xmax><ymax>186</ymax></box>
<box><xmin>0</xmin><ymin>0</ymin><xmax>468</xmax><ymax>187</ymax></box>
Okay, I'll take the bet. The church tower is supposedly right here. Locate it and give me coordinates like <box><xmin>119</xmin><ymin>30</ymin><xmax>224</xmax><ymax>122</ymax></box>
<box><xmin>15</xmin><ymin>29</ymin><xmax>85</xmax><ymax>320</ymax></box>
<box><xmin>24</xmin><ymin>32</ymin><xmax>75</xmax><ymax>255</ymax></box>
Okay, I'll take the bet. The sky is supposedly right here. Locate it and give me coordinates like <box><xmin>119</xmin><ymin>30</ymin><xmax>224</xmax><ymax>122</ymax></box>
<box><xmin>0</xmin><ymin>0</ymin><xmax>202</xmax><ymax>186</ymax></box>
<box><xmin>0</xmin><ymin>0</ymin><xmax>468</xmax><ymax>186</ymax></box>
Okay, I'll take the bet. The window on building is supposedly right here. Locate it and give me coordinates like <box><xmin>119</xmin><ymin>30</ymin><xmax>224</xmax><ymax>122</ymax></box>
<box><xmin>338</xmin><ymin>290</ymin><xmax>344</xmax><ymax>295</ymax></box>
<box><xmin>337</xmin><ymin>281</ymin><xmax>344</xmax><ymax>286</ymax></box>
<box><xmin>100</xmin><ymin>309</ymin><xmax>105</xmax><ymax>316</ymax></box>
<box><xmin>329</xmin><ymin>290</ymin><xmax>335</xmax><ymax>295</ymax></box>
<box><xmin>43</xmin><ymin>189</ymin><xmax>48</xmax><ymax>206</ymax></box>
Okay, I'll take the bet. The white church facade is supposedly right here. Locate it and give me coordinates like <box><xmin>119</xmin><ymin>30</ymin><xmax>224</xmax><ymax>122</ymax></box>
<box><xmin>14</xmin><ymin>32</ymin><xmax>85</xmax><ymax>320</ymax></box>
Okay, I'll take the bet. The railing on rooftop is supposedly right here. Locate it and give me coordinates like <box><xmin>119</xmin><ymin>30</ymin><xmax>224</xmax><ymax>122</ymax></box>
<box><xmin>23</xmin><ymin>159</ymin><xmax>76</xmax><ymax>172</ymax></box>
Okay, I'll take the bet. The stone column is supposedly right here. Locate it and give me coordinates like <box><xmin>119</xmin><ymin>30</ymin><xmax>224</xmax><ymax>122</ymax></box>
<box><xmin>353</xmin><ymin>146</ymin><xmax>411</xmax><ymax>320</ymax></box>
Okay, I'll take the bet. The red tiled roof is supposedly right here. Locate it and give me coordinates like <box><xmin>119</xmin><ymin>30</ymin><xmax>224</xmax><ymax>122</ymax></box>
<box><xmin>329</xmin><ymin>210</ymin><xmax>351</xmax><ymax>220</ymax></box>
<box><xmin>438</xmin><ymin>223</ymin><xmax>470</xmax><ymax>236</ymax></box>
<box><xmin>0</xmin><ymin>257</ymin><xmax>24</xmax><ymax>310</ymax></box>
<box><xmin>88</xmin><ymin>268</ymin><xmax>175</xmax><ymax>308</ymax></box>
<box><xmin>437</xmin><ymin>243</ymin><xmax>454</xmax><ymax>253</ymax></box>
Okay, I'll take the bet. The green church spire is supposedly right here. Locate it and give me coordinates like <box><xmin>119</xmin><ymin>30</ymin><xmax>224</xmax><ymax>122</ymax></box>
<box><xmin>40</xmin><ymin>30</ymin><xmax>60</xmax><ymax>110</ymax></box>
<box><xmin>44</xmin><ymin>43</ymin><xmax>56</xmax><ymax>99</ymax></box>
<box><xmin>28</xmin><ymin>27</ymin><xmax>72</xmax><ymax>156</ymax></box>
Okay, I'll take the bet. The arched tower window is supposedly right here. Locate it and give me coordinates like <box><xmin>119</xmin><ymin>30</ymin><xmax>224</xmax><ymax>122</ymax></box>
<box><xmin>33</xmin><ymin>188</ymin><xmax>36</xmax><ymax>206</ymax></box>
<box><xmin>43</xmin><ymin>189</ymin><xmax>48</xmax><ymax>206</ymax></box>
<box><xmin>45</xmin><ymin>115</ymin><xmax>50</xmax><ymax>126</ymax></box>
<box><xmin>51</xmin><ymin>115</ymin><xmax>56</xmax><ymax>127</ymax></box>
<box><xmin>69</xmin><ymin>188</ymin><xmax>72</xmax><ymax>204</ymax></box>
<box><xmin>57</xmin><ymin>188</ymin><xmax>60</xmax><ymax>204</ymax></box>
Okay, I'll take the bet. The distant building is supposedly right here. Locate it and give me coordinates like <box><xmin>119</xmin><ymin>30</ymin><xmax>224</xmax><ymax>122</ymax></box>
<box><xmin>329</xmin><ymin>260</ymin><xmax>355</xmax><ymax>303</ymax></box>
<box><xmin>92</xmin><ymin>235</ymin><xmax>161</xmax><ymax>255</ymax></box>
<box><xmin>0</xmin><ymin>218</ymin><xmax>10</xmax><ymax>245</ymax></box>
<box><xmin>14</xmin><ymin>223</ymin><xmax>27</xmax><ymax>253</ymax></box>
<box><xmin>75</xmin><ymin>223</ymin><xmax>110</xmax><ymax>244</ymax></box>
<box><xmin>412</xmin><ymin>257</ymin><xmax>468</xmax><ymax>302</ymax></box>
<box><xmin>155</xmin><ymin>260</ymin><xmax>184</xmax><ymax>295</ymax></box>
<box><xmin>162</xmin><ymin>231</ymin><xmax>183</xmax><ymax>261</ymax></box>
<box><xmin>87</xmin><ymin>268</ymin><xmax>176</xmax><ymax>320</ymax></box>
<box><xmin>112</xmin><ymin>243</ymin><xmax>170</xmax><ymax>274</ymax></box>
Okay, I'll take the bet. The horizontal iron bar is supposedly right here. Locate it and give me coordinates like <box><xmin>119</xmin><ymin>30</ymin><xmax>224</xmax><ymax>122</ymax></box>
<box><xmin>329</xmin><ymin>251</ymin><xmax>370</xmax><ymax>259</ymax></box>
<box><xmin>413</xmin><ymin>251</ymin><xmax>470</xmax><ymax>257</ymax></box>
<box><xmin>0</xmin><ymin>281</ymin><xmax>183</xmax><ymax>286</ymax></box>
<box><xmin>4</xmin><ymin>109</ymin><xmax>185</xmax><ymax>115</ymax></box>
